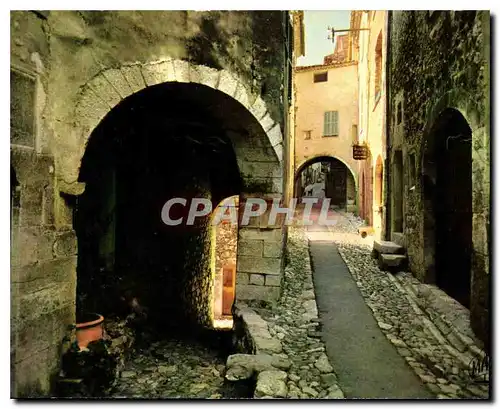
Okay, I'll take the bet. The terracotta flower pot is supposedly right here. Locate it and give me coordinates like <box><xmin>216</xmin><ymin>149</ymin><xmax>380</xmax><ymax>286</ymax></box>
<box><xmin>75</xmin><ymin>313</ymin><xmax>104</xmax><ymax>350</ymax></box>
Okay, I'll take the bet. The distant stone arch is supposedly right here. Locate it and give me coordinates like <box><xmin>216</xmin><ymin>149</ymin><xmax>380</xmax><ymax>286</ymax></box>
<box><xmin>295</xmin><ymin>154</ymin><xmax>358</xmax><ymax>192</ymax></box>
<box><xmin>294</xmin><ymin>155</ymin><xmax>357</xmax><ymax>208</ymax></box>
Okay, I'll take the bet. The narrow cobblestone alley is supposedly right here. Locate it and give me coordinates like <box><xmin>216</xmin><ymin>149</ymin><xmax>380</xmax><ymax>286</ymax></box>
<box><xmin>305</xmin><ymin>212</ymin><xmax>490</xmax><ymax>399</ymax></box>
<box><xmin>9</xmin><ymin>10</ymin><xmax>491</xmax><ymax>401</ymax></box>
<box><xmin>307</xmin><ymin>223</ymin><xmax>432</xmax><ymax>398</ymax></box>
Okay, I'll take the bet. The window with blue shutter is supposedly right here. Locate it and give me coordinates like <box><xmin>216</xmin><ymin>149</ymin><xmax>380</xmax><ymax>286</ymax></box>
<box><xmin>323</xmin><ymin>111</ymin><xmax>339</xmax><ymax>136</ymax></box>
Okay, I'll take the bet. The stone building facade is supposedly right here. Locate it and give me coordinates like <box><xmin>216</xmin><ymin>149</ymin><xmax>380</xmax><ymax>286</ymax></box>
<box><xmin>350</xmin><ymin>11</ymin><xmax>388</xmax><ymax>238</ymax></box>
<box><xmin>385</xmin><ymin>11</ymin><xmax>490</xmax><ymax>345</ymax></box>
<box><xmin>10</xmin><ymin>10</ymin><xmax>292</xmax><ymax>397</ymax></box>
<box><xmin>293</xmin><ymin>60</ymin><xmax>358</xmax><ymax>208</ymax></box>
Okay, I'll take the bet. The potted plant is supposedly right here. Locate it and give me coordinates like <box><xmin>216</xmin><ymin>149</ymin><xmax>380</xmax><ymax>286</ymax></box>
<box><xmin>75</xmin><ymin>312</ymin><xmax>105</xmax><ymax>350</ymax></box>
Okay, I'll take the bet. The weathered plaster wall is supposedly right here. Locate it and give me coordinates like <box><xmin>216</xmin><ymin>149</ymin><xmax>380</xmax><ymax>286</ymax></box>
<box><xmin>387</xmin><ymin>11</ymin><xmax>490</xmax><ymax>343</ymax></box>
<box><xmin>10</xmin><ymin>10</ymin><xmax>289</xmax><ymax>397</ymax></box>
<box><xmin>354</xmin><ymin>11</ymin><xmax>387</xmax><ymax>238</ymax></box>
<box><xmin>294</xmin><ymin>63</ymin><xmax>359</xmax><ymax>179</ymax></box>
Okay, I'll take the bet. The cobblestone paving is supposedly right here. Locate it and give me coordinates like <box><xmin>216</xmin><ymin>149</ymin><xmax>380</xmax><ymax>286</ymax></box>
<box><xmin>249</xmin><ymin>227</ymin><xmax>345</xmax><ymax>399</ymax></box>
<box><xmin>110</xmin><ymin>334</ymin><xmax>249</xmax><ymax>399</ymax></box>
<box><xmin>325</xmin><ymin>212</ymin><xmax>489</xmax><ymax>400</ymax></box>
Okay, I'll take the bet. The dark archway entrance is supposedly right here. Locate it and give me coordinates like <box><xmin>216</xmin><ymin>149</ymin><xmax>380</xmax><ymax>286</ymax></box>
<box><xmin>294</xmin><ymin>156</ymin><xmax>356</xmax><ymax>209</ymax></box>
<box><xmin>74</xmin><ymin>83</ymin><xmax>244</xmax><ymax>333</ymax></box>
<box><xmin>423</xmin><ymin>108</ymin><xmax>472</xmax><ymax>307</ymax></box>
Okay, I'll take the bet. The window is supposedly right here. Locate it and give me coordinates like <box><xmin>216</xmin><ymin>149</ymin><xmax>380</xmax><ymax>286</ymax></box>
<box><xmin>11</xmin><ymin>68</ymin><xmax>36</xmax><ymax>147</ymax></box>
<box><xmin>374</xmin><ymin>32</ymin><xmax>383</xmax><ymax>104</ymax></box>
<box><xmin>304</xmin><ymin>130</ymin><xmax>312</xmax><ymax>140</ymax></box>
<box><xmin>314</xmin><ymin>72</ymin><xmax>328</xmax><ymax>83</ymax></box>
<box><xmin>323</xmin><ymin>111</ymin><xmax>339</xmax><ymax>136</ymax></box>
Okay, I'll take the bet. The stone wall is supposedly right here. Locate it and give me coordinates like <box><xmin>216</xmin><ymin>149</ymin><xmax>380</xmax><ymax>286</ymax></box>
<box><xmin>10</xmin><ymin>10</ymin><xmax>289</xmax><ymax>397</ymax></box>
<box><xmin>387</xmin><ymin>11</ymin><xmax>490</xmax><ymax>343</ymax></box>
<box><xmin>236</xmin><ymin>196</ymin><xmax>285</xmax><ymax>303</ymax></box>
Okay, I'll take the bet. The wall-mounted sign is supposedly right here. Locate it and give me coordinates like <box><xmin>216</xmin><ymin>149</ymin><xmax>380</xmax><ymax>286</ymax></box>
<box><xmin>353</xmin><ymin>144</ymin><xmax>369</xmax><ymax>160</ymax></box>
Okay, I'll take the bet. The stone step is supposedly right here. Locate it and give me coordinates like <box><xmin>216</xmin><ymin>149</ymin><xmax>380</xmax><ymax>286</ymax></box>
<box><xmin>373</xmin><ymin>239</ymin><xmax>405</xmax><ymax>255</ymax></box>
<box><xmin>378</xmin><ymin>254</ymin><xmax>407</xmax><ymax>272</ymax></box>
<box><xmin>391</xmin><ymin>232</ymin><xmax>406</xmax><ymax>248</ymax></box>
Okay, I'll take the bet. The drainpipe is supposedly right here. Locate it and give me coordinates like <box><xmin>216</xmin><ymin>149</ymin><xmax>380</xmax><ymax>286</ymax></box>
<box><xmin>384</xmin><ymin>11</ymin><xmax>392</xmax><ymax>241</ymax></box>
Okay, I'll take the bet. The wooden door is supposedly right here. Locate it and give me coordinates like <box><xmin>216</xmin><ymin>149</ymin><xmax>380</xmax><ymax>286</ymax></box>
<box><xmin>222</xmin><ymin>263</ymin><xmax>236</xmax><ymax>316</ymax></box>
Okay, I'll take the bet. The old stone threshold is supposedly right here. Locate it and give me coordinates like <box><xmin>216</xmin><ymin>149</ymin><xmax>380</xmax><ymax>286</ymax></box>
<box><xmin>227</xmin><ymin>302</ymin><xmax>290</xmax><ymax>398</ymax></box>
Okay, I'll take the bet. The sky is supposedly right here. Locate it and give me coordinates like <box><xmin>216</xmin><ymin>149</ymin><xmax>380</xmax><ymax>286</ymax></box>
<box><xmin>297</xmin><ymin>10</ymin><xmax>352</xmax><ymax>67</ymax></box>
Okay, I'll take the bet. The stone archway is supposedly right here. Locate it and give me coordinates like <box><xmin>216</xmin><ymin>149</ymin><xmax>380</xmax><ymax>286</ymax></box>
<box><xmin>71</xmin><ymin>67</ymin><xmax>284</xmax><ymax>332</ymax></box>
<box><xmin>422</xmin><ymin>108</ymin><xmax>472</xmax><ymax>308</ymax></box>
<box><xmin>420</xmin><ymin>89</ymin><xmax>489</xmax><ymax>342</ymax></box>
<box><xmin>61</xmin><ymin>59</ymin><xmax>284</xmax><ymax>187</ymax></box>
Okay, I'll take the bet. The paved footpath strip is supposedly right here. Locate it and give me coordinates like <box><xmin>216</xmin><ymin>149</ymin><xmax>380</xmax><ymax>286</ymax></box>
<box><xmin>308</xmin><ymin>230</ymin><xmax>433</xmax><ymax>399</ymax></box>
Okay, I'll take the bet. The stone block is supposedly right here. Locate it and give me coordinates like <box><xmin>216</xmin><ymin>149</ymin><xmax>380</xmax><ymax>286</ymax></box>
<box><xmin>12</xmin><ymin>226</ymin><xmax>56</xmax><ymax>267</ymax></box>
<box><xmin>217</xmin><ymin>70</ymin><xmax>238</xmax><ymax>97</ymax></box>
<box><xmin>249</xmin><ymin>273</ymin><xmax>265</xmax><ymax>286</ymax></box>
<box><xmin>16</xmin><ymin>281</ymin><xmax>76</xmax><ymax>323</ymax></box>
<box><xmin>239</xmin><ymin>227</ymin><xmax>283</xmax><ymax>243</ymax></box>
<box><xmin>254</xmin><ymin>336</ymin><xmax>283</xmax><ymax>354</ymax></box>
<box><xmin>273</xmin><ymin>143</ymin><xmax>283</xmax><ymax>163</ymax></box>
<box><xmin>225</xmin><ymin>354</ymin><xmax>291</xmax><ymax>381</ymax></box>
<box><xmin>255</xmin><ymin>370</ymin><xmax>288</xmax><ymax>398</ymax></box>
<box><xmin>11</xmin><ymin>257</ymin><xmax>76</xmax><ymax>294</ymax></box>
<box><xmin>120</xmin><ymin>64</ymin><xmax>146</xmax><ymax>93</ymax></box>
<box><xmin>232</xmin><ymin>82</ymin><xmax>250</xmax><ymax>109</ymax></box>
<box><xmin>19</xmin><ymin>185</ymin><xmax>44</xmax><ymax>226</ymax></box>
<box><xmin>391</xmin><ymin>232</ymin><xmax>406</xmax><ymax>248</ymax></box>
<box><xmin>53</xmin><ymin>230</ymin><xmax>77</xmax><ymax>258</ymax></box>
<box><xmin>172</xmin><ymin>59</ymin><xmax>190</xmax><ymax>82</ymax></box>
<box><xmin>236</xmin><ymin>273</ymin><xmax>250</xmax><ymax>285</ymax></box>
<box><xmin>259</xmin><ymin>113</ymin><xmax>275</xmax><ymax>132</ymax></box>
<box><xmin>102</xmin><ymin>68</ymin><xmax>134</xmax><ymax>100</ymax></box>
<box><xmin>236</xmin><ymin>284</ymin><xmax>280</xmax><ymax>302</ymax></box>
<box><xmin>373</xmin><ymin>240</ymin><xmax>405</xmax><ymax>255</ymax></box>
<box><xmin>87</xmin><ymin>73</ymin><xmax>122</xmax><ymax>108</ymax></box>
<box><xmin>238</xmin><ymin>256</ymin><xmax>281</xmax><ymax>275</ymax></box>
<box><xmin>265</xmin><ymin>275</ymin><xmax>281</xmax><ymax>287</ymax></box>
<box><xmin>197</xmin><ymin>65</ymin><xmax>220</xmax><ymax>89</ymax></box>
<box><xmin>141</xmin><ymin>59</ymin><xmax>175</xmax><ymax>86</ymax></box>
<box><xmin>302</xmin><ymin>299</ymin><xmax>318</xmax><ymax>321</ymax></box>
<box><xmin>13</xmin><ymin>304</ymin><xmax>74</xmax><ymax>365</ymax></box>
<box><xmin>249</xmin><ymin>97</ymin><xmax>267</xmax><ymax>121</ymax></box>
<box><xmin>237</xmin><ymin>239</ymin><xmax>263</xmax><ymax>256</ymax></box>
<box><xmin>263</xmin><ymin>241</ymin><xmax>282</xmax><ymax>258</ymax></box>
<box><xmin>12</xmin><ymin>340</ymin><xmax>61</xmax><ymax>398</ymax></box>
<box><xmin>74</xmin><ymin>86</ymin><xmax>110</xmax><ymax>135</ymax></box>
<box><xmin>378</xmin><ymin>254</ymin><xmax>407</xmax><ymax>272</ymax></box>
<box><xmin>267</xmin><ymin>124</ymin><xmax>283</xmax><ymax>147</ymax></box>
